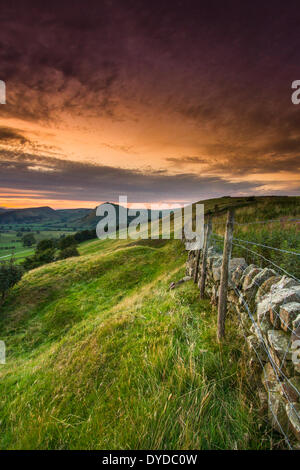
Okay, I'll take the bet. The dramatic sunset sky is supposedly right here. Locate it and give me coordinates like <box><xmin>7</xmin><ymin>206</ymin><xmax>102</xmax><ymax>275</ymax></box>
<box><xmin>0</xmin><ymin>0</ymin><xmax>299</xmax><ymax>208</ymax></box>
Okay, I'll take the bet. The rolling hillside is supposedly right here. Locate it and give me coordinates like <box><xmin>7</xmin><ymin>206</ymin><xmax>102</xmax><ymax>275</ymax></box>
<box><xmin>0</xmin><ymin>239</ymin><xmax>266</xmax><ymax>450</ymax></box>
<box><xmin>0</xmin><ymin>195</ymin><xmax>299</xmax><ymax>450</ymax></box>
<box><xmin>0</xmin><ymin>206</ymin><xmax>58</xmax><ymax>224</ymax></box>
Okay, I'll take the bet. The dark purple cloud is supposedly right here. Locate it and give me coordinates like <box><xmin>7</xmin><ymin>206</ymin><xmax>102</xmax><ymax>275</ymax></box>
<box><xmin>1</xmin><ymin>149</ymin><xmax>297</xmax><ymax>203</ymax></box>
<box><xmin>0</xmin><ymin>0</ymin><xmax>300</xmax><ymax>203</ymax></box>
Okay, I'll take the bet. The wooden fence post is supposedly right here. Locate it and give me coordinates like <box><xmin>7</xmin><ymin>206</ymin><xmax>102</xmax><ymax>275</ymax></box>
<box><xmin>217</xmin><ymin>208</ymin><xmax>234</xmax><ymax>341</ymax></box>
<box><xmin>199</xmin><ymin>213</ymin><xmax>212</xmax><ymax>298</ymax></box>
<box><xmin>193</xmin><ymin>248</ymin><xmax>201</xmax><ymax>284</ymax></box>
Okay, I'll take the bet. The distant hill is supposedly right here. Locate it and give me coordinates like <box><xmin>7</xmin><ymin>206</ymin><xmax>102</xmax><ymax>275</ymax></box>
<box><xmin>0</xmin><ymin>196</ymin><xmax>298</xmax><ymax>229</ymax></box>
<box><xmin>76</xmin><ymin>202</ymin><xmax>170</xmax><ymax>229</ymax></box>
<box><xmin>0</xmin><ymin>206</ymin><xmax>91</xmax><ymax>226</ymax></box>
<box><xmin>55</xmin><ymin>208</ymin><xmax>91</xmax><ymax>223</ymax></box>
<box><xmin>0</xmin><ymin>206</ymin><xmax>58</xmax><ymax>224</ymax></box>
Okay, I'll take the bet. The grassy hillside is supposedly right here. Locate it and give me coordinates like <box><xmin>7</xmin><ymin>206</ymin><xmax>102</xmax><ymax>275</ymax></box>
<box><xmin>0</xmin><ymin>235</ymin><xmax>270</xmax><ymax>450</ymax></box>
<box><xmin>1</xmin><ymin>195</ymin><xmax>298</xmax><ymax>450</ymax></box>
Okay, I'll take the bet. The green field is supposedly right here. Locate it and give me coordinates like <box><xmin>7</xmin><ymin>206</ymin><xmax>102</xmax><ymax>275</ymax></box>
<box><xmin>0</xmin><ymin>230</ymin><xmax>75</xmax><ymax>263</ymax></box>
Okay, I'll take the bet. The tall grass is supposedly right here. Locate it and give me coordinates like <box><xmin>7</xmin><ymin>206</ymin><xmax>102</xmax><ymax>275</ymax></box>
<box><xmin>212</xmin><ymin>198</ymin><xmax>300</xmax><ymax>279</ymax></box>
<box><xmin>0</xmin><ymin>237</ymin><xmax>273</xmax><ymax>449</ymax></box>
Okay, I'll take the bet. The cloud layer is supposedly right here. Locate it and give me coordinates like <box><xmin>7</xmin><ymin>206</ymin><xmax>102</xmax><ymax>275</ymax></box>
<box><xmin>0</xmin><ymin>0</ymin><xmax>299</xmax><ymax>206</ymax></box>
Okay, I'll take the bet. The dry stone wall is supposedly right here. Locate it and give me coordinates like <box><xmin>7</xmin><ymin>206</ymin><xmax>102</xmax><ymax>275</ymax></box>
<box><xmin>186</xmin><ymin>245</ymin><xmax>300</xmax><ymax>446</ymax></box>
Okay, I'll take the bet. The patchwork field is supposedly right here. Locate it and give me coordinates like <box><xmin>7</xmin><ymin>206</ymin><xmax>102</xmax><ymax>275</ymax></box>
<box><xmin>0</xmin><ymin>230</ymin><xmax>75</xmax><ymax>263</ymax></box>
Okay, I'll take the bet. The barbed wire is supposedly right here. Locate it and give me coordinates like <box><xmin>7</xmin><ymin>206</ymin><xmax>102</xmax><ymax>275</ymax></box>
<box><xmin>233</xmin><ymin>288</ymin><xmax>294</xmax><ymax>450</ymax></box>
<box><xmin>231</xmin><ymin>241</ymin><xmax>300</xmax><ymax>283</ymax></box>
<box><xmin>210</xmin><ymin>234</ymin><xmax>300</xmax><ymax>385</ymax></box>
<box><xmin>234</xmin><ymin>285</ymin><xmax>300</xmax><ymax>448</ymax></box>
<box><xmin>237</xmin><ymin>286</ymin><xmax>300</xmax><ymax>408</ymax></box>
<box><xmin>212</xmin><ymin>217</ymin><xmax>300</xmax><ymax>226</ymax></box>
<box><xmin>207</xmin><ymin>213</ymin><xmax>300</xmax><ymax>448</ymax></box>
<box><xmin>233</xmin><ymin>237</ymin><xmax>300</xmax><ymax>257</ymax></box>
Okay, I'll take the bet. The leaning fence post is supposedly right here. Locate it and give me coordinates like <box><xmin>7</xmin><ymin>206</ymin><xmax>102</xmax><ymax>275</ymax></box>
<box><xmin>193</xmin><ymin>248</ymin><xmax>201</xmax><ymax>284</ymax></box>
<box><xmin>199</xmin><ymin>213</ymin><xmax>212</xmax><ymax>298</ymax></box>
<box><xmin>217</xmin><ymin>208</ymin><xmax>234</xmax><ymax>341</ymax></box>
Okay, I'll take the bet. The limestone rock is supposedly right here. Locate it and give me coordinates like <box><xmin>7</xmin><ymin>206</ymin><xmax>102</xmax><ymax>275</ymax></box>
<box><xmin>255</xmin><ymin>275</ymin><xmax>281</xmax><ymax>304</ymax></box>
<box><xmin>207</xmin><ymin>246</ymin><xmax>217</xmax><ymax>256</ymax></box>
<box><xmin>212</xmin><ymin>266</ymin><xmax>221</xmax><ymax>282</ymax></box>
<box><xmin>267</xmin><ymin>330</ymin><xmax>292</xmax><ymax>361</ymax></box>
<box><xmin>242</xmin><ymin>267</ymin><xmax>262</xmax><ymax>291</ymax></box>
<box><xmin>229</xmin><ymin>257</ymin><xmax>247</xmax><ymax>272</ymax></box>
<box><xmin>280</xmin><ymin>377</ymin><xmax>300</xmax><ymax>403</ymax></box>
<box><xmin>207</xmin><ymin>255</ymin><xmax>222</xmax><ymax>270</ymax></box>
<box><xmin>240</xmin><ymin>264</ymin><xmax>257</xmax><ymax>287</ymax></box>
<box><xmin>291</xmin><ymin>337</ymin><xmax>300</xmax><ymax>374</ymax></box>
<box><xmin>262</xmin><ymin>362</ymin><xmax>278</xmax><ymax>392</ymax></box>
<box><xmin>246</xmin><ymin>334</ymin><xmax>268</xmax><ymax>362</ymax></box>
<box><xmin>244</xmin><ymin>268</ymin><xmax>276</xmax><ymax>306</ymax></box>
<box><xmin>280</xmin><ymin>303</ymin><xmax>300</xmax><ymax>332</ymax></box>
<box><xmin>169</xmin><ymin>276</ymin><xmax>192</xmax><ymax>290</ymax></box>
<box><xmin>293</xmin><ymin>314</ymin><xmax>300</xmax><ymax>330</ymax></box>
<box><xmin>257</xmin><ymin>295</ymin><xmax>274</xmax><ymax>324</ymax></box>
<box><xmin>256</xmin><ymin>286</ymin><xmax>300</xmax><ymax>326</ymax></box>
<box><xmin>232</xmin><ymin>264</ymin><xmax>247</xmax><ymax>287</ymax></box>
<box><xmin>228</xmin><ymin>258</ymin><xmax>247</xmax><ymax>288</ymax></box>
<box><xmin>259</xmin><ymin>317</ymin><xmax>273</xmax><ymax>337</ymax></box>
<box><xmin>268</xmin><ymin>387</ymin><xmax>290</xmax><ymax>434</ymax></box>
<box><xmin>211</xmin><ymin>284</ymin><xmax>218</xmax><ymax>305</ymax></box>
<box><xmin>270</xmin><ymin>275</ymin><xmax>299</xmax><ymax>294</ymax></box>
<box><xmin>269</xmin><ymin>287</ymin><xmax>300</xmax><ymax>327</ymax></box>
<box><xmin>285</xmin><ymin>402</ymin><xmax>300</xmax><ymax>441</ymax></box>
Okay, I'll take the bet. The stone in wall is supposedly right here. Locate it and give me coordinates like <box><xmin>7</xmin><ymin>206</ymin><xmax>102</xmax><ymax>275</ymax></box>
<box><xmin>211</xmin><ymin>284</ymin><xmax>218</xmax><ymax>305</ymax></box>
<box><xmin>228</xmin><ymin>258</ymin><xmax>247</xmax><ymax>288</ymax></box>
<box><xmin>271</xmin><ymin>275</ymin><xmax>299</xmax><ymax>293</ymax></box>
<box><xmin>232</xmin><ymin>264</ymin><xmax>247</xmax><ymax>287</ymax></box>
<box><xmin>244</xmin><ymin>268</ymin><xmax>276</xmax><ymax>308</ymax></box>
<box><xmin>212</xmin><ymin>266</ymin><xmax>221</xmax><ymax>282</ymax></box>
<box><xmin>207</xmin><ymin>246</ymin><xmax>216</xmax><ymax>256</ymax></box>
<box><xmin>262</xmin><ymin>362</ymin><xmax>278</xmax><ymax>392</ymax></box>
<box><xmin>268</xmin><ymin>387</ymin><xmax>291</xmax><ymax>434</ymax></box>
<box><xmin>280</xmin><ymin>377</ymin><xmax>300</xmax><ymax>403</ymax></box>
<box><xmin>207</xmin><ymin>254</ymin><xmax>222</xmax><ymax>270</ymax></box>
<box><xmin>186</xmin><ymin>241</ymin><xmax>300</xmax><ymax>444</ymax></box>
<box><xmin>269</xmin><ymin>287</ymin><xmax>300</xmax><ymax>328</ymax></box>
<box><xmin>291</xmin><ymin>328</ymin><xmax>300</xmax><ymax>374</ymax></box>
<box><xmin>240</xmin><ymin>264</ymin><xmax>258</xmax><ymax>288</ymax></box>
<box><xmin>280</xmin><ymin>303</ymin><xmax>300</xmax><ymax>333</ymax></box>
<box><xmin>293</xmin><ymin>315</ymin><xmax>300</xmax><ymax>330</ymax></box>
<box><xmin>242</xmin><ymin>267</ymin><xmax>262</xmax><ymax>291</ymax></box>
<box><xmin>255</xmin><ymin>275</ymin><xmax>281</xmax><ymax>304</ymax></box>
<box><xmin>247</xmin><ymin>334</ymin><xmax>268</xmax><ymax>362</ymax></box>
<box><xmin>286</xmin><ymin>403</ymin><xmax>300</xmax><ymax>441</ymax></box>
<box><xmin>267</xmin><ymin>330</ymin><xmax>292</xmax><ymax>362</ymax></box>
<box><xmin>256</xmin><ymin>286</ymin><xmax>300</xmax><ymax>327</ymax></box>
<box><xmin>261</xmin><ymin>364</ymin><xmax>291</xmax><ymax>433</ymax></box>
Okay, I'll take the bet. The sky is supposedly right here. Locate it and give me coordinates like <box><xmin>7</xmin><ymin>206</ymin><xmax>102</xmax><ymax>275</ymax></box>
<box><xmin>0</xmin><ymin>0</ymin><xmax>299</xmax><ymax>209</ymax></box>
